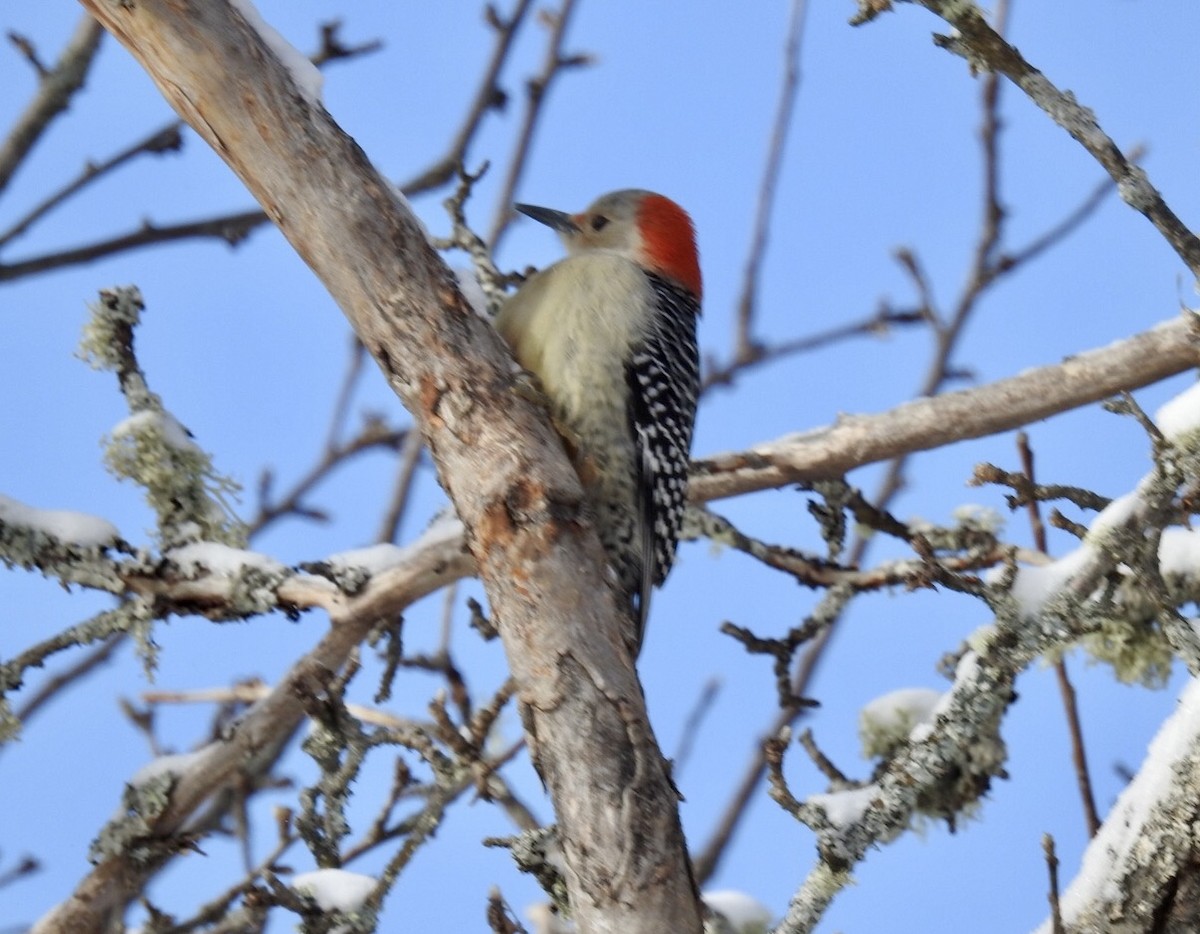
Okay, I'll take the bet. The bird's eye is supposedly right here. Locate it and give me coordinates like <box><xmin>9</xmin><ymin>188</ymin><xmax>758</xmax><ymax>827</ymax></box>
<box><xmin>590</xmin><ymin>215</ymin><xmax>609</xmax><ymax>232</ymax></box>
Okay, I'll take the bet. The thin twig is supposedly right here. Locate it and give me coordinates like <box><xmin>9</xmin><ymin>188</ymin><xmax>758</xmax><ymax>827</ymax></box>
<box><xmin>399</xmin><ymin>0</ymin><xmax>536</xmax><ymax>194</ymax></box>
<box><xmin>0</xmin><ymin>209</ymin><xmax>269</xmax><ymax>281</ymax></box>
<box><xmin>438</xmin><ymin>161</ymin><xmax>517</xmax><ymax>314</ymax></box>
<box><xmin>0</xmin><ymin>122</ymin><xmax>184</xmax><ymax>248</ymax></box>
<box><xmin>142</xmin><ymin>683</ymin><xmax>430</xmax><ymax>732</ymax></box>
<box><xmin>438</xmin><ymin>582</ymin><xmax>459</xmax><ymax>657</ymax></box>
<box><xmin>486</xmin><ymin>888</ymin><xmax>527</xmax><ymax>934</ymax></box>
<box><xmin>0</xmin><ymin>854</ymin><xmax>39</xmax><ymax>891</ymax></box>
<box><xmin>323</xmin><ymin>336</ymin><xmax>368</xmax><ymax>455</ymax></box>
<box><xmin>702</xmin><ymin>306</ymin><xmax>925</xmax><ymax>393</ymax></box>
<box><xmin>7</xmin><ymin>30</ymin><xmax>49</xmax><ymax>76</ymax></box>
<box><xmin>731</xmin><ymin>0</ymin><xmax>809</xmax><ymax>364</ymax></box>
<box><xmin>970</xmin><ymin>461</ymin><xmax>1112</xmax><ymax>514</ymax></box>
<box><xmin>376</xmin><ymin>427</ymin><xmax>428</xmax><ymax>545</ymax></box>
<box><xmin>797</xmin><ymin>728</ymin><xmax>849</xmax><ymax>785</ymax></box>
<box><xmin>10</xmin><ymin>633</ymin><xmax>125</xmax><ymax>730</ymax></box>
<box><xmin>0</xmin><ymin>15</ymin><xmax>104</xmax><ymax>195</ymax></box>
<box><xmin>248</xmin><ymin>423</ymin><xmax>411</xmax><ymax>537</ymax></box>
<box><xmin>0</xmin><ymin>21</ymin><xmax>381</xmax><ymax>279</ymax></box>
<box><xmin>487</xmin><ymin>0</ymin><xmax>589</xmax><ymax>248</ymax></box>
<box><xmin>1018</xmin><ymin>433</ymin><xmax>1101</xmax><ymax>838</ymax></box>
<box><xmin>697</xmin><ymin>0</ymin><xmax>1120</xmax><ymax>882</ymax></box>
<box><xmin>672</xmin><ymin>678</ymin><xmax>721</xmax><ymax>779</ymax></box>
<box><xmin>309</xmin><ymin>19</ymin><xmax>384</xmax><ymax>67</ymax></box>
<box><xmin>1004</xmin><ymin>148</ymin><xmax>1142</xmax><ymax>271</ymax></box>
<box><xmin>1044</xmin><ymin>833</ymin><xmax>1065</xmax><ymax>934</ymax></box>
<box><xmin>687</xmin><ymin>504</ymin><xmax>1007</xmax><ymax>591</ymax></box>
<box><xmin>872</xmin><ymin>0</ymin><xmax>1200</xmax><ymax>278</ymax></box>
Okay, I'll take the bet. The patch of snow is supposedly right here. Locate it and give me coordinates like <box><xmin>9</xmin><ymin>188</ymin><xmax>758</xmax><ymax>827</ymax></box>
<box><xmin>130</xmin><ymin>749</ymin><xmax>208</xmax><ymax>787</ymax></box>
<box><xmin>229</xmin><ymin>0</ymin><xmax>323</xmax><ymax>103</ymax></box>
<box><xmin>291</xmin><ymin>868</ymin><xmax>376</xmax><ymax>913</ymax></box>
<box><xmin>423</xmin><ymin>507</ymin><xmax>464</xmax><ymax>542</ymax></box>
<box><xmin>860</xmin><ymin>687</ymin><xmax>943</xmax><ymax>757</ymax></box>
<box><xmin>454</xmin><ymin>266</ymin><xmax>491</xmax><ymax>318</ymax></box>
<box><xmin>809</xmin><ymin>784</ymin><xmax>880</xmax><ymax>827</ymax></box>
<box><xmin>111</xmin><ymin>410</ymin><xmax>200</xmax><ymax>454</ymax></box>
<box><xmin>168</xmin><ymin>542</ymin><xmax>285</xmax><ymax>577</ymax></box>
<box><xmin>0</xmin><ymin>493</ymin><xmax>120</xmax><ymax>547</ymax></box>
<box><xmin>703</xmin><ymin>890</ymin><xmax>773</xmax><ymax>931</ymax></box>
<box><xmin>952</xmin><ymin>503</ymin><xmax>1003</xmax><ymax>533</ymax></box>
<box><xmin>1159</xmin><ymin>527</ymin><xmax>1200</xmax><ymax>578</ymax></box>
<box><xmin>327</xmin><ymin>543</ymin><xmax>411</xmax><ymax>576</ymax></box>
<box><xmin>325</xmin><ymin>513</ymin><xmax>463</xmax><ymax>576</ymax></box>
<box><xmin>1085</xmin><ymin>492</ymin><xmax>1138</xmax><ymax>542</ymax></box>
<box><xmin>862</xmin><ymin>688</ymin><xmax>941</xmax><ymax>735</ymax></box>
<box><xmin>526</xmin><ymin>891</ymin><xmax>771</xmax><ymax>934</ymax></box>
<box><xmin>1155</xmin><ymin>380</ymin><xmax>1200</xmax><ymax>441</ymax></box>
<box><xmin>1007</xmin><ymin>544</ymin><xmax>1095</xmax><ymax>615</ymax></box>
<box><xmin>1031</xmin><ymin>677</ymin><xmax>1200</xmax><ymax>932</ymax></box>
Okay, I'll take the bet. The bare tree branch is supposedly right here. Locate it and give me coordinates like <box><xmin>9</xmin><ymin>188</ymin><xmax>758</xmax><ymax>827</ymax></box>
<box><xmin>694</xmin><ymin>0</ymin><xmax>1171</xmax><ymax>872</ymax></box>
<box><xmin>692</xmin><ymin>311</ymin><xmax>1199</xmax><ymax>503</ymax></box>
<box><xmin>7</xmin><ymin>307</ymin><xmax>1195</xmax><ymax>650</ymax></box>
<box><xmin>701</xmin><ymin>302</ymin><xmax>925</xmax><ymax>393</ymax></box>
<box><xmin>731</xmin><ymin>0</ymin><xmax>808</xmax><ymax>366</ymax></box>
<box><xmin>248</xmin><ymin>421</ymin><xmax>410</xmax><ymax>538</ymax></box>
<box><xmin>10</xmin><ymin>634</ymin><xmax>125</xmax><ymax>730</ymax></box>
<box><xmin>853</xmin><ymin>0</ymin><xmax>1200</xmax><ymax>279</ymax></box>
<box><xmin>31</xmin><ymin>518</ymin><xmax>470</xmax><ymax>932</ymax></box>
<box><xmin>487</xmin><ymin>0</ymin><xmax>589</xmax><ymax>248</ymax></box>
<box><xmin>1018</xmin><ymin>432</ymin><xmax>1101</xmax><ymax>838</ymax></box>
<box><xmin>0</xmin><ymin>5</ymin><xmax>570</xmax><ymax>285</ymax></box>
<box><xmin>0</xmin><ymin>123</ymin><xmax>183</xmax><ymax>249</ymax></box>
<box><xmin>0</xmin><ymin>14</ymin><xmax>103</xmax><ymax>195</ymax></box>
<box><xmin>399</xmin><ymin>0</ymin><xmax>536</xmax><ymax>194</ymax></box>
<box><xmin>0</xmin><ymin>209</ymin><xmax>268</xmax><ymax>281</ymax></box>
<box><xmin>0</xmin><ymin>22</ymin><xmax>381</xmax><ymax>255</ymax></box>
<box><xmin>376</xmin><ymin>427</ymin><xmax>428</xmax><ymax>545</ymax></box>
<box><xmin>1005</xmin><ymin>151</ymin><xmax>1137</xmax><ymax>271</ymax></box>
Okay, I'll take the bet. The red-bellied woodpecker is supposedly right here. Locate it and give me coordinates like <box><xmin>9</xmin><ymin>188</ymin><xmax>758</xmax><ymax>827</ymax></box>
<box><xmin>495</xmin><ymin>189</ymin><xmax>701</xmax><ymax>651</ymax></box>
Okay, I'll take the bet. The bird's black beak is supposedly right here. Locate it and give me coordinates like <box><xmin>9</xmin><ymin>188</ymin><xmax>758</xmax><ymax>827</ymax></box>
<box><xmin>514</xmin><ymin>203</ymin><xmax>579</xmax><ymax>234</ymax></box>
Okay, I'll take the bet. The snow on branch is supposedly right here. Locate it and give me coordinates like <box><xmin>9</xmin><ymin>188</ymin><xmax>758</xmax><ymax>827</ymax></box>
<box><xmin>773</xmin><ymin>379</ymin><xmax>1200</xmax><ymax>932</ymax></box>
<box><xmin>1032</xmin><ymin>677</ymin><xmax>1200</xmax><ymax>932</ymax></box>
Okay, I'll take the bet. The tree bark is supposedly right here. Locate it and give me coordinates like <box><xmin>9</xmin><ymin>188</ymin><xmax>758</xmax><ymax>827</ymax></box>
<box><xmin>1035</xmin><ymin>679</ymin><xmax>1200</xmax><ymax>934</ymax></box>
<box><xmin>56</xmin><ymin>3</ymin><xmax>702</xmax><ymax>932</ymax></box>
<box><xmin>691</xmin><ymin>313</ymin><xmax>1200</xmax><ymax>502</ymax></box>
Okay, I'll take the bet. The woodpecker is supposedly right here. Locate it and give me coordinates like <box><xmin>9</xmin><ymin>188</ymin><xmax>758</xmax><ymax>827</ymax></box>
<box><xmin>495</xmin><ymin>189</ymin><xmax>701</xmax><ymax>651</ymax></box>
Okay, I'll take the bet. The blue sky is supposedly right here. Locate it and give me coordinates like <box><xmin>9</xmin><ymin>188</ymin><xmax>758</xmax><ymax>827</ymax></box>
<box><xmin>2</xmin><ymin>2</ymin><xmax>1199</xmax><ymax>931</ymax></box>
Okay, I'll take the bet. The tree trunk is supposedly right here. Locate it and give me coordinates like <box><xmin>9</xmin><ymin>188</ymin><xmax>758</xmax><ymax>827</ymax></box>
<box><xmin>49</xmin><ymin>3</ymin><xmax>703</xmax><ymax>932</ymax></box>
